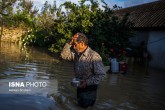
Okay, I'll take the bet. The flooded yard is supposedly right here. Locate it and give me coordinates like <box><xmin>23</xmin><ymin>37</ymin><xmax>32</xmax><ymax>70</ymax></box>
<box><xmin>0</xmin><ymin>43</ymin><xmax>165</xmax><ymax>110</ymax></box>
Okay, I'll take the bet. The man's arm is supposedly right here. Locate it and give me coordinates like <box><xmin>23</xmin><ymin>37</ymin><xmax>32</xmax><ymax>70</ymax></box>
<box><xmin>61</xmin><ymin>35</ymin><xmax>78</xmax><ymax>61</ymax></box>
<box><xmin>86</xmin><ymin>53</ymin><xmax>105</xmax><ymax>85</ymax></box>
<box><xmin>61</xmin><ymin>43</ymin><xmax>74</xmax><ymax>61</ymax></box>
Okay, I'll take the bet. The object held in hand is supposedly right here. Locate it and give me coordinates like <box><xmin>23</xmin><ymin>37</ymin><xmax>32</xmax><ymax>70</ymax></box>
<box><xmin>71</xmin><ymin>78</ymin><xmax>80</xmax><ymax>87</ymax></box>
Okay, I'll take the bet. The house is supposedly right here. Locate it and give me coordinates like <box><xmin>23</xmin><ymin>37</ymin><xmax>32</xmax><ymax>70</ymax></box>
<box><xmin>115</xmin><ymin>0</ymin><xmax>165</xmax><ymax>70</ymax></box>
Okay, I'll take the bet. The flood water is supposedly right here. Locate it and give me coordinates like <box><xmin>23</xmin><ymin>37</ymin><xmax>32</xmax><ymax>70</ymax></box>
<box><xmin>0</xmin><ymin>42</ymin><xmax>165</xmax><ymax>110</ymax></box>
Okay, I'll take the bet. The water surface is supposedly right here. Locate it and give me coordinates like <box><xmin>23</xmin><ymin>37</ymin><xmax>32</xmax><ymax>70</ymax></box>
<box><xmin>0</xmin><ymin>43</ymin><xmax>165</xmax><ymax>110</ymax></box>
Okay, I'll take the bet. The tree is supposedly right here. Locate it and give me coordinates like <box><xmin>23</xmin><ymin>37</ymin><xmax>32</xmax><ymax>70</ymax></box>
<box><xmin>0</xmin><ymin>0</ymin><xmax>17</xmax><ymax>40</ymax></box>
<box><xmin>36</xmin><ymin>0</ymin><xmax>57</xmax><ymax>31</ymax></box>
<box><xmin>14</xmin><ymin>0</ymin><xmax>38</xmax><ymax>30</ymax></box>
<box><xmin>20</xmin><ymin>0</ymin><xmax>134</xmax><ymax>63</ymax></box>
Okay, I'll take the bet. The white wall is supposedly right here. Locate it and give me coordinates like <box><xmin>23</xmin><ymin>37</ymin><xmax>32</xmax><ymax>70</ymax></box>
<box><xmin>147</xmin><ymin>31</ymin><xmax>165</xmax><ymax>70</ymax></box>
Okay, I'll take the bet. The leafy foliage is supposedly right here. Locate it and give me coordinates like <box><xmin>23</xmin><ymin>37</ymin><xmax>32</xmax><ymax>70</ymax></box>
<box><xmin>1</xmin><ymin>0</ymin><xmax>134</xmax><ymax>63</ymax></box>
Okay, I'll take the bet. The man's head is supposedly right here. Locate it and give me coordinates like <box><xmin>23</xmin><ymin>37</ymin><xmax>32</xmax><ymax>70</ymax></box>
<box><xmin>72</xmin><ymin>33</ymin><xmax>88</xmax><ymax>53</ymax></box>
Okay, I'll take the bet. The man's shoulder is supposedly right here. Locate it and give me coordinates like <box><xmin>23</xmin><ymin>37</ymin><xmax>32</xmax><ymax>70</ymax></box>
<box><xmin>88</xmin><ymin>48</ymin><xmax>102</xmax><ymax>60</ymax></box>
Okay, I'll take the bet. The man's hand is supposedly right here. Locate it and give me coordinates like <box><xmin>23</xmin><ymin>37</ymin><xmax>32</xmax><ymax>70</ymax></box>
<box><xmin>69</xmin><ymin>39</ymin><xmax>74</xmax><ymax>45</ymax></box>
<box><xmin>69</xmin><ymin>34</ymin><xmax>78</xmax><ymax>45</ymax></box>
<box><xmin>79</xmin><ymin>80</ymin><xmax>87</xmax><ymax>88</ymax></box>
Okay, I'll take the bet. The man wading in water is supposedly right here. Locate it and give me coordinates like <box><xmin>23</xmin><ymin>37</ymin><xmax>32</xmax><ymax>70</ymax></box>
<box><xmin>61</xmin><ymin>33</ymin><xmax>105</xmax><ymax>108</ymax></box>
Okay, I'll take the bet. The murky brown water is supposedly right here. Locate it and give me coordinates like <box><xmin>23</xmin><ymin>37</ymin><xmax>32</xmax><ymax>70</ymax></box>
<box><xmin>0</xmin><ymin>42</ymin><xmax>165</xmax><ymax>110</ymax></box>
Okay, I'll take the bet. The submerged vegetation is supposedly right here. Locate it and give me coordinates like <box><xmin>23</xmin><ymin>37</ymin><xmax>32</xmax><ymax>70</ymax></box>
<box><xmin>0</xmin><ymin>0</ymin><xmax>134</xmax><ymax>63</ymax></box>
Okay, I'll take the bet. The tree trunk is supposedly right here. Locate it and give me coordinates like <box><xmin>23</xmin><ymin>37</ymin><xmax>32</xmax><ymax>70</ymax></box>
<box><xmin>0</xmin><ymin>18</ymin><xmax>3</xmax><ymax>42</ymax></box>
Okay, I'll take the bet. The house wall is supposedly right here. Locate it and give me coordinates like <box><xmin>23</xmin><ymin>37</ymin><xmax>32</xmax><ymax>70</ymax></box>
<box><xmin>147</xmin><ymin>31</ymin><xmax>165</xmax><ymax>70</ymax></box>
<box><xmin>129</xmin><ymin>31</ymin><xmax>149</xmax><ymax>46</ymax></box>
<box><xmin>129</xmin><ymin>31</ymin><xmax>165</xmax><ymax>70</ymax></box>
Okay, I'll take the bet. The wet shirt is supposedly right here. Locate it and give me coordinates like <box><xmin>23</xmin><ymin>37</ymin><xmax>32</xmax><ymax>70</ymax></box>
<box><xmin>61</xmin><ymin>43</ymin><xmax>105</xmax><ymax>85</ymax></box>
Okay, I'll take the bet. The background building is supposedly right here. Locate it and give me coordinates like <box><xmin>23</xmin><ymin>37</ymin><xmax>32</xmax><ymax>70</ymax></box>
<box><xmin>115</xmin><ymin>0</ymin><xmax>165</xmax><ymax>70</ymax></box>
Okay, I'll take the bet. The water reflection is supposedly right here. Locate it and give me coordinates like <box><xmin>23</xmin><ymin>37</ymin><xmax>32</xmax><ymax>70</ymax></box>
<box><xmin>108</xmin><ymin>74</ymin><xmax>118</xmax><ymax>85</ymax></box>
<box><xmin>0</xmin><ymin>43</ymin><xmax>60</xmax><ymax>109</ymax></box>
<box><xmin>0</xmin><ymin>94</ymin><xmax>59</xmax><ymax>110</ymax></box>
<box><xmin>0</xmin><ymin>42</ymin><xmax>165</xmax><ymax>110</ymax></box>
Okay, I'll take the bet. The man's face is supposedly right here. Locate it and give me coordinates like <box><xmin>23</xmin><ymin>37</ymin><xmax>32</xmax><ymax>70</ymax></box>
<box><xmin>73</xmin><ymin>41</ymin><xmax>84</xmax><ymax>53</ymax></box>
<box><xmin>73</xmin><ymin>34</ymin><xmax>84</xmax><ymax>53</ymax></box>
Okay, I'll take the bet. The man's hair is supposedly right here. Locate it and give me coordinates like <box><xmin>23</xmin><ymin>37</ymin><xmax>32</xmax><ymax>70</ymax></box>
<box><xmin>76</xmin><ymin>33</ymin><xmax>88</xmax><ymax>46</ymax></box>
